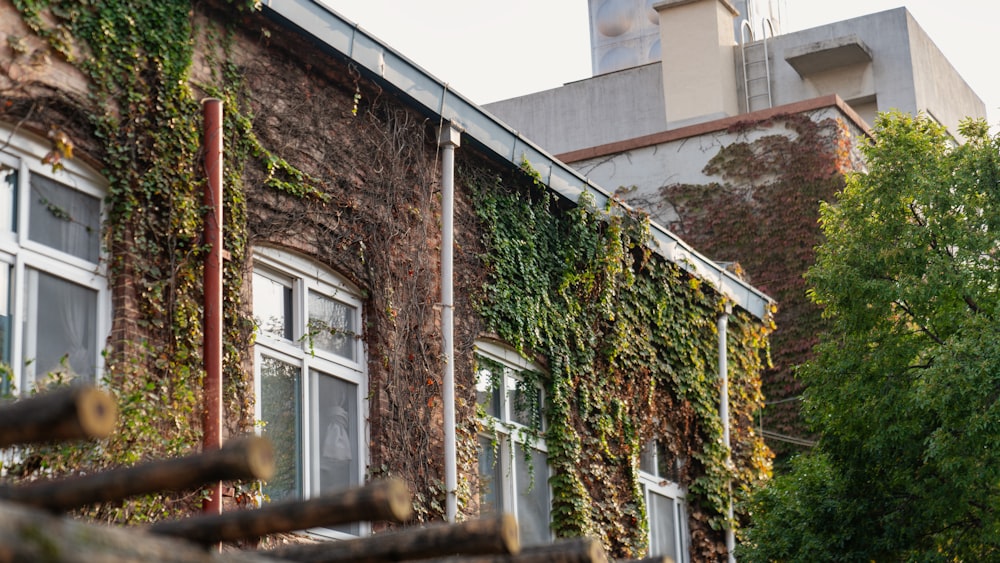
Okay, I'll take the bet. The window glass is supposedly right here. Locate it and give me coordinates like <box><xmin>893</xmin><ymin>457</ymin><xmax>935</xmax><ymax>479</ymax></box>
<box><xmin>478</xmin><ymin>435</ymin><xmax>502</xmax><ymax>514</ymax></box>
<box><xmin>476</xmin><ymin>366</ymin><xmax>501</xmax><ymax>419</ymax></box>
<box><xmin>316</xmin><ymin>370</ymin><xmax>358</xmax><ymax>492</ymax></box>
<box><xmin>0</xmin><ymin>165</ymin><xmax>16</xmax><ymax>233</ymax></box>
<box><xmin>515</xmin><ymin>444</ymin><xmax>551</xmax><ymax>546</ymax></box>
<box><xmin>253</xmin><ymin>271</ymin><xmax>293</xmax><ymax>341</ymax></box>
<box><xmin>649</xmin><ymin>491</ymin><xmax>678</xmax><ymax>560</ymax></box>
<box><xmin>640</xmin><ymin>439</ymin><xmax>690</xmax><ymax>562</ymax></box>
<box><xmin>308</xmin><ymin>290</ymin><xmax>356</xmax><ymax>360</ymax></box>
<box><xmin>23</xmin><ymin>269</ymin><xmax>97</xmax><ymax>385</ymax></box>
<box><xmin>0</xmin><ymin>264</ymin><xmax>9</xmax><ymax>394</ymax></box>
<box><xmin>509</xmin><ymin>381</ymin><xmax>541</xmax><ymax>429</ymax></box>
<box><xmin>28</xmin><ymin>174</ymin><xmax>100</xmax><ymax>262</ymax></box>
<box><xmin>259</xmin><ymin>355</ymin><xmax>302</xmax><ymax>502</ymax></box>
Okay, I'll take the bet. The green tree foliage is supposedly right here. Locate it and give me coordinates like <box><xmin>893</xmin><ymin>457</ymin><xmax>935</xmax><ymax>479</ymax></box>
<box><xmin>740</xmin><ymin>113</ymin><xmax>1000</xmax><ymax>561</ymax></box>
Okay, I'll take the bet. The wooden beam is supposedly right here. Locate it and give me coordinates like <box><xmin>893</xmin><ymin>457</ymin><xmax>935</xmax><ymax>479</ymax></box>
<box><xmin>416</xmin><ymin>537</ymin><xmax>608</xmax><ymax>563</ymax></box>
<box><xmin>0</xmin><ymin>436</ymin><xmax>273</xmax><ymax>512</ymax></box>
<box><xmin>148</xmin><ymin>478</ymin><xmax>412</xmax><ymax>545</ymax></box>
<box><xmin>0</xmin><ymin>384</ymin><xmax>116</xmax><ymax>448</ymax></box>
<box><xmin>0</xmin><ymin>499</ymin><xmax>289</xmax><ymax>562</ymax></box>
<box><xmin>266</xmin><ymin>514</ymin><xmax>517</xmax><ymax>563</ymax></box>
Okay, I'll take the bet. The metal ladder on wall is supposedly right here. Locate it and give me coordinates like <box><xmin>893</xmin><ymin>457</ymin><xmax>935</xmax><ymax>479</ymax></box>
<box><xmin>740</xmin><ymin>18</ymin><xmax>775</xmax><ymax>113</ymax></box>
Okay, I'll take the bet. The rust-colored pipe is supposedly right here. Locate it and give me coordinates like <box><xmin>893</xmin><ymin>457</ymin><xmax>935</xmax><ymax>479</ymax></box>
<box><xmin>202</xmin><ymin>98</ymin><xmax>224</xmax><ymax>515</ymax></box>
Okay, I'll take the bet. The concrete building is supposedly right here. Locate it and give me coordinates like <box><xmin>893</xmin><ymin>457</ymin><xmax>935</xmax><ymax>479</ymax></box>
<box><xmin>487</xmin><ymin>1</ymin><xmax>985</xmax><ymax>154</ymax></box>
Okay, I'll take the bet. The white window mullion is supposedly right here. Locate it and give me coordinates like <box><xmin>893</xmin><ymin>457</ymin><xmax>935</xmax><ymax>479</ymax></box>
<box><xmin>10</xmin><ymin>259</ymin><xmax>25</xmax><ymax>392</ymax></box>
<box><xmin>304</xmin><ymin>364</ymin><xmax>317</xmax><ymax>497</ymax></box>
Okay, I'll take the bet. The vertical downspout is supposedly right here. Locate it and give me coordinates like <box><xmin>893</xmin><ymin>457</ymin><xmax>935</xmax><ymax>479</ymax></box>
<box><xmin>438</xmin><ymin>122</ymin><xmax>461</xmax><ymax>522</ymax></box>
<box><xmin>202</xmin><ymin>98</ymin><xmax>224</xmax><ymax>515</ymax></box>
<box><xmin>718</xmin><ymin>302</ymin><xmax>735</xmax><ymax>562</ymax></box>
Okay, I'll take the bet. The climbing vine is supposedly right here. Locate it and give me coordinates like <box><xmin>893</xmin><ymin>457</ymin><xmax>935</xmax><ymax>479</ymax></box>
<box><xmin>626</xmin><ymin>113</ymin><xmax>858</xmax><ymax>463</ymax></box>
<box><xmin>2</xmin><ymin>2</ymin><xmax>775</xmax><ymax>557</ymax></box>
<box><xmin>467</xmin><ymin>163</ymin><xmax>772</xmax><ymax>559</ymax></box>
<box><xmin>1</xmin><ymin>0</ymin><xmax>291</xmax><ymax>521</ymax></box>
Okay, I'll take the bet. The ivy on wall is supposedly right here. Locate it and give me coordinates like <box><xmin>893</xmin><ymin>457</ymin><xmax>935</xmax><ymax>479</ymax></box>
<box><xmin>636</xmin><ymin>113</ymin><xmax>856</xmax><ymax>462</ymax></box>
<box><xmin>466</xmin><ymin>163</ymin><xmax>772</xmax><ymax>559</ymax></box>
<box><xmin>3</xmin><ymin>3</ymin><xmax>775</xmax><ymax>557</ymax></box>
<box><xmin>4</xmin><ymin>0</ymin><xmax>277</xmax><ymax>520</ymax></box>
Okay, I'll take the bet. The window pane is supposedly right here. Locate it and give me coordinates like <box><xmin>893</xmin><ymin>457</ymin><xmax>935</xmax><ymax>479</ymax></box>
<box><xmin>0</xmin><ymin>165</ymin><xmax>16</xmax><ymax>233</ymax></box>
<box><xmin>478</xmin><ymin>435</ymin><xmax>503</xmax><ymax>514</ymax></box>
<box><xmin>308</xmin><ymin>290</ymin><xmax>356</xmax><ymax>360</ymax></box>
<box><xmin>509</xmin><ymin>381</ymin><xmax>541</xmax><ymax>428</ymax></box>
<box><xmin>253</xmin><ymin>272</ymin><xmax>293</xmax><ymax>341</ymax></box>
<box><xmin>29</xmin><ymin>174</ymin><xmax>100</xmax><ymax>262</ymax></box>
<box><xmin>648</xmin><ymin>491</ymin><xmax>678</xmax><ymax>561</ymax></box>
<box><xmin>23</xmin><ymin>269</ymin><xmax>97</xmax><ymax>385</ymax></box>
<box><xmin>316</xmin><ymin>370</ymin><xmax>359</xmax><ymax>535</ymax></box>
<box><xmin>475</xmin><ymin>365</ymin><xmax>501</xmax><ymax>419</ymax></box>
<box><xmin>260</xmin><ymin>356</ymin><xmax>301</xmax><ymax>502</ymax></box>
<box><xmin>514</xmin><ymin>444</ymin><xmax>550</xmax><ymax>546</ymax></box>
<box><xmin>316</xmin><ymin>371</ymin><xmax>359</xmax><ymax>492</ymax></box>
<box><xmin>0</xmin><ymin>264</ymin><xmax>9</xmax><ymax>394</ymax></box>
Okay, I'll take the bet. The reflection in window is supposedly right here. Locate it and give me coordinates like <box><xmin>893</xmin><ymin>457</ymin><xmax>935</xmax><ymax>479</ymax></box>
<box><xmin>0</xmin><ymin>165</ymin><xmax>16</xmax><ymax>233</ymax></box>
<box><xmin>260</xmin><ymin>356</ymin><xmax>302</xmax><ymax>502</ymax></box>
<box><xmin>316</xmin><ymin>371</ymin><xmax>358</xmax><ymax>492</ymax></box>
<box><xmin>308</xmin><ymin>290</ymin><xmax>356</xmax><ymax>361</ymax></box>
<box><xmin>28</xmin><ymin>174</ymin><xmax>100</xmax><ymax>263</ymax></box>
<box><xmin>253</xmin><ymin>271</ymin><xmax>293</xmax><ymax>341</ymax></box>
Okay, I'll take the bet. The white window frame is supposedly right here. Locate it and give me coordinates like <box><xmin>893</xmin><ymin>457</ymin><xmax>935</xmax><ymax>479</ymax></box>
<box><xmin>475</xmin><ymin>340</ymin><xmax>552</xmax><ymax>546</ymax></box>
<box><xmin>639</xmin><ymin>440</ymin><xmax>690</xmax><ymax>562</ymax></box>
<box><xmin>252</xmin><ymin>246</ymin><xmax>368</xmax><ymax>539</ymax></box>
<box><xmin>0</xmin><ymin>123</ymin><xmax>109</xmax><ymax>395</ymax></box>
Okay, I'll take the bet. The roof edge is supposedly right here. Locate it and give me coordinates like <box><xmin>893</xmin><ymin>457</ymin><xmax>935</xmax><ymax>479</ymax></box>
<box><xmin>260</xmin><ymin>0</ymin><xmax>774</xmax><ymax>320</ymax></box>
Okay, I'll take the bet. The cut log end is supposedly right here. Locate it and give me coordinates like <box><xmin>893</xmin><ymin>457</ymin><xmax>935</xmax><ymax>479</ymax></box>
<box><xmin>496</xmin><ymin>513</ymin><xmax>519</xmax><ymax>555</ymax></box>
<box><xmin>383</xmin><ymin>478</ymin><xmax>415</xmax><ymax>523</ymax></box>
<box><xmin>76</xmin><ymin>386</ymin><xmax>118</xmax><ymax>440</ymax></box>
<box><xmin>239</xmin><ymin>436</ymin><xmax>276</xmax><ymax>482</ymax></box>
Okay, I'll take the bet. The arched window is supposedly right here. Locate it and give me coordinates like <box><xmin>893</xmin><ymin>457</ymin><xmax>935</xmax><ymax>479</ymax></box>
<box><xmin>475</xmin><ymin>340</ymin><xmax>551</xmax><ymax>546</ymax></box>
<box><xmin>252</xmin><ymin>246</ymin><xmax>367</xmax><ymax>537</ymax></box>
<box><xmin>0</xmin><ymin>124</ymin><xmax>108</xmax><ymax>395</ymax></box>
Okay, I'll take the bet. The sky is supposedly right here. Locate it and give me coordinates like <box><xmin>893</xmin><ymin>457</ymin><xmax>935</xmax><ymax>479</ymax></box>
<box><xmin>321</xmin><ymin>1</ymin><xmax>999</xmax><ymax>127</ymax></box>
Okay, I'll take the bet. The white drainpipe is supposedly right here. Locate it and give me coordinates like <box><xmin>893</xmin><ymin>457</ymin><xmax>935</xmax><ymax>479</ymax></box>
<box><xmin>439</xmin><ymin>123</ymin><xmax>461</xmax><ymax>522</ymax></box>
<box><xmin>718</xmin><ymin>302</ymin><xmax>736</xmax><ymax>562</ymax></box>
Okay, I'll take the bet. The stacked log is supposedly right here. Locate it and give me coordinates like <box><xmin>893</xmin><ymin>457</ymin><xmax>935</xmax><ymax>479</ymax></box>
<box><xmin>0</xmin><ymin>386</ymin><xmax>625</xmax><ymax>563</ymax></box>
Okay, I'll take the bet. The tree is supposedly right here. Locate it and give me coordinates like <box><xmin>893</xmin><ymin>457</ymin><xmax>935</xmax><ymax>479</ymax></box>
<box><xmin>740</xmin><ymin>113</ymin><xmax>1000</xmax><ymax>561</ymax></box>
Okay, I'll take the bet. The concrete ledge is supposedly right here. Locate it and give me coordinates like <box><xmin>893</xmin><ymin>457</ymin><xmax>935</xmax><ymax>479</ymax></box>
<box><xmin>785</xmin><ymin>34</ymin><xmax>873</xmax><ymax>77</ymax></box>
<box><xmin>556</xmin><ymin>94</ymin><xmax>870</xmax><ymax>164</ymax></box>
<box><xmin>653</xmin><ymin>0</ymin><xmax>739</xmax><ymax>17</ymax></box>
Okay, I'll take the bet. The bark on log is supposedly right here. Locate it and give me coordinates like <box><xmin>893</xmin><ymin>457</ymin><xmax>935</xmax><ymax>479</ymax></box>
<box><xmin>265</xmin><ymin>514</ymin><xmax>518</xmax><ymax>563</ymax></box>
<box><xmin>0</xmin><ymin>384</ymin><xmax>116</xmax><ymax>448</ymax></box>
<box><xmin>0</xmin><ymin>499</ymin><xmax>289</xmax><ymax>562</ymax></box>
<box><xmin>417</xmin><ymin>537</ymin><xmax>608</xmax><ymax>563</ymax></box>
<box><xmin>0</xmin><ymin>436</ymin><xmax>274</xmax><ymax>512</ymax></box>
<box><xmin>148</xmin><ymin>478</ymin><xmax>413</xmax><ymax>545</ymax></box>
